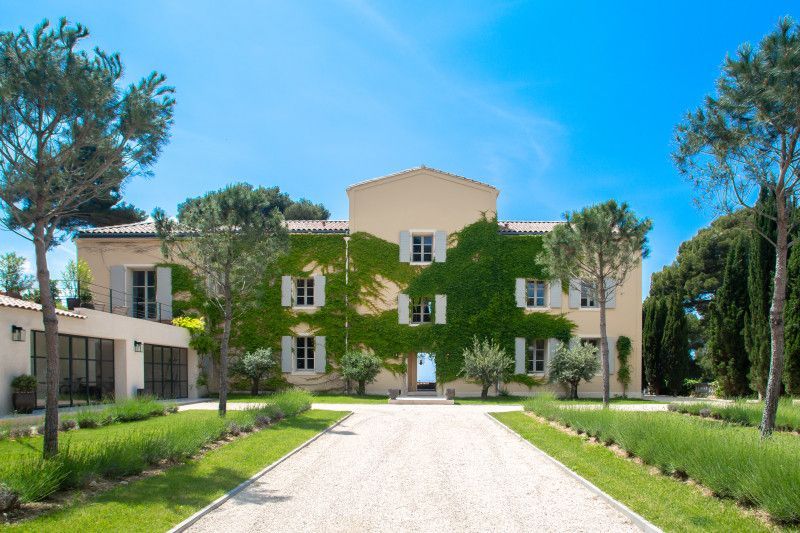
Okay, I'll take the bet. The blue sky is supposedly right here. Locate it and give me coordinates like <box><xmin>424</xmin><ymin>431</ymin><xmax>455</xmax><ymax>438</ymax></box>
<box><xmin>2</xmin><ymin>1</ymin><xmax>797</xmax><ymax>293</ymax></box>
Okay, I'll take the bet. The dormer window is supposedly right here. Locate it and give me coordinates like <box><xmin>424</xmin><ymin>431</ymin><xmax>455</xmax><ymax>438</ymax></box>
<box><xmin>411</xmin><ymin>234</ymin><xmax>433</xmax><ymax>263</ymax></box>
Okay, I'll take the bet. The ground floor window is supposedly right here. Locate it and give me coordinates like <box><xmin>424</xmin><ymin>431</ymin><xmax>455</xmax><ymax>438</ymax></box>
<box><xmin>144</xmin><ymin>344</ymin><xmax>188</xmax><ymax>399</ymax></box>
<box><xmin>295</xmin><ymin>336</ymin><xmax>315</xmax><ymax>370</ymax></box>
<box><xmin>31</xmin><ymin>331</ymin><xmax>115</xmax><ymax>408</ymax></box>
<box><xmin>526</xmin><ymin>339</ymin><xmax>547</xmax><ymax>373</ymax></box>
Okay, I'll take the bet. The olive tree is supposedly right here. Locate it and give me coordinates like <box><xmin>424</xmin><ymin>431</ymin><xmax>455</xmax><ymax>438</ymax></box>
<box><xmin>230</xmin><ymin>348</ymin><xmax>275</xmax><ymax>396</ymax></box>
<box><xmin>0</xmin><ymin>19</ymin><xmax>174</xmax><ymax>457</ymax></box>
<box><xmin>340</xmin><ymin>349</ymin><xmax>382</xmax><ymax>395</ymax></box>
<box><xmin>154</xmin><ymin>184</ymin><xmax>289</xmax><ymax>417</ymax></box>
<box><xmin>461</xmin><ymin>336</ymin><xmax>513</xmax><ymax>400</ymax></box>
<box><xmin>548</xmin><ymin>341</ymin><xmax>600</xmax><ymax>399</ymax></box>
<box><xmin>674</xmin><ymin>17</ymin><xmax>800</xmax><ymax>437</ymax></box>
<box><xmin>541</xmin><ymin>200</ymin><xmax>651</xmax><ymax>408</ymax></box>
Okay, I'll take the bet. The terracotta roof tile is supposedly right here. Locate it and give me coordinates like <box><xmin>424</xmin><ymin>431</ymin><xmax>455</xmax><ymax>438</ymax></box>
<box><xmin>0</xmin><ymin>294</ymin><xmax>86</xmax><ymax>318</ymax></box>
<box><xmin>78</xmin><ymin>220</ymin><xmax>350</xmax><ymax>237</ymax></box>
<box><xmin>497</xmin><ymin>220</ymin><xmax>562</xmax><ymax>235</ymax></box>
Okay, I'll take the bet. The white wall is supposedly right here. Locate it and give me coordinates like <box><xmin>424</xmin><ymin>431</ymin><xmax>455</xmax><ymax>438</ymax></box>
<box><xmin>0</xmin><ymin>305</ymin><xmax>198</xmax><ymax>415</ymax></box>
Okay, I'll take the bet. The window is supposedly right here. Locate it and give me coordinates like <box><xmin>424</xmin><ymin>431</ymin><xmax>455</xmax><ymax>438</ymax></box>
<box><xmin>580</xmin><ymin>281</ymin><xmax>598</xmax><ymax>308</ymax></box>
<box><xmin>527</xmin><ymin>339</ymin><xmax>547</xmax><ymax>373</ymax></box>
<box><xmin>295</xmin><ymin>337</ymin><xmax>315</xmax><ymax>370</ymax></box>
<box><xmin>144</xmin><ymin>344</ymin><xmax>189</xmax><ymax>399</ymax></box>
<box><xmin>295</xmin><ymin>278</ymin><xmax>315</xmax><ymax>306</ymax></box>
<box><xmin>581</xmin><ymin>338</ymin><xmax>600</xmax><ymax>351</ymax></box>
<box><xmin>526</xmin><ymin>280</ymin><xmax>547</xmax><ymax>307</ymax></box>
<box><xmin>411</xmin><ymin>298</ymin><xmax>432</xmax><ymax>324</ymax></box>
<box><xmin>132</xmin><ymin>269</ymin><xmax>157</xmax><ymax>319</ymax></box>
<box><xmin>411</xmin><ymin>234</ymin><xmax>433</xmax><ymax>263</ymax></box>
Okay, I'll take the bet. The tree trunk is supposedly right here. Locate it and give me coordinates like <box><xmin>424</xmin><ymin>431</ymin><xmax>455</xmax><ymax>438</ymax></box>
<box><xmin>761</xmin><ymin>192</ymin><xmax>789</xmax><ymax>439</ymax></box>
<box><xmin>598</xmin><ymin>277</ymin><xmax>611</xmax><ymax>409</ymax></box>
<box><xmin>358</xmin><ymin>380</ymin><xmax>366</xmax><ymax>395</ymax></box>
<box><xmin>570</xmin><ymin>381</ymin><xmax>578</xmax><ymax>399</ymax></box>
<box><xmin>218</xmin><ymin>290</ymin><xmax>232</xmax><ymax>418</ymax></box>
<box><xmin>481</xmin><ymin>384</ymin><xmax>489</xmax><ymax>400</ymax></box>
<box><xmin>33</xmin><ymin>223</ymin><xmax>60</xmax><ymax>458</ymax></box>
<box><xmin>251</xmin><ymin>377</ymin><xmax>259</xmax><ymax>396</ymax></box>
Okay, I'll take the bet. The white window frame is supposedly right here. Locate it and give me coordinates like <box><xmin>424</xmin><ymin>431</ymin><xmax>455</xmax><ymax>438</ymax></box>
<box><xmin>580</xmin><ymin>281</ymin><xmax>598</xmax><ymax>309</ymax></box>
<box><xmin>526</xmin><ymin>280</ymin><xmax>547</xmax><ymax>308</ymax></box>
<box><xmin>131</xmin><ymin>268</ymin><xmax>157</xmax><ymax>319</ymax></box>
<box><xmin>410</xmin><ymin>297</ymin><xmax>432</xmax><ymax>325</ymax></box>
<box><xmin>295</xmin><ymin>336</ymin><xmax>315</xmax><ymax>371</ymax></box>
<box><xmin>294</xmin><ymin>277</ymin><xmax>315</xmax><ymax>307</ymax></box>
<box><xmin>410</xmin><ymin>231</ymin><xmax>434</xmax><ymax>264</ymax></box>
<box><xmin>527</xmin><ymin>338</ymin><xmax>547</xmax><ymax>374</ymax></box>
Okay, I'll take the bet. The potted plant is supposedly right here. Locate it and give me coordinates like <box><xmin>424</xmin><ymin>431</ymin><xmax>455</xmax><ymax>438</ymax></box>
<box><xmin>11</xmin><ymin>375</ymin><xmax>37</xmax><ymax>413</ymax></box>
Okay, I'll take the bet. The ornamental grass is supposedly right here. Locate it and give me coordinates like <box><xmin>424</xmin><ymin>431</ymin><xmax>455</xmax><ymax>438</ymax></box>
<box><xmin>525</xmin><ymin>395</ymin><xmax>800</xmax><ymax>523</ymax></box>
<box><xmin>668</xmin><ymin>398</ymin><xmax>800</xmax><ymax>433</ymax></box>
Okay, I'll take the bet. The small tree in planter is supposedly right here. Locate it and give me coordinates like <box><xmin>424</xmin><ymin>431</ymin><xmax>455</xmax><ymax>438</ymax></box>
<box><xmin>340</xmin><ymin>349</ymin><xmax>382</xmax><ymax>395</ymax></box>
<box><xmin>461</xmin><ymin>336</ymin><xmax>513</xmax><ymax>400</ymax></box>
<box><xmin>230</xmin><ymin>348</ymin><xmax>275</xmax><ymax>396</ymax></box>
<box><xmin>10</xmin><ymin>374</ymin><xmax>37</xmax><ymax>413</ymax></box>
<box><xmin>548</xmin><ymin>342</ymin><xmax>600</xmax><ymax>399</ymax></box>
<box><xmin>616</xmin><ymin>336</ymin><xmax>632</xmax><ymax>398</ymax></box>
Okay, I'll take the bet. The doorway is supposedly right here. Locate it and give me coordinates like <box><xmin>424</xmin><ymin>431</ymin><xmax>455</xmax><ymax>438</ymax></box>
<box><xmin>414</xmin><ymin>352</ymin><xmax>436</xmax><ymax>392</ymax></box>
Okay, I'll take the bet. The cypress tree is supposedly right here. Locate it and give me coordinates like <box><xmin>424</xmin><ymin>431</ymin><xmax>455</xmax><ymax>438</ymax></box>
<box><xmin>707</xmin><ymin>234</ymin><xmax>751</xmax><ymax>397</ymax></box>
<box><xmin>662</xmin><ymin>294</ymin><xmax>690</xmax><ymax>395</ymax></box>
<box><xmin>745</xmin><ymin>188</ymin><xmax>776</xmax><ymax>397</ymax></box>
<box><xmin>785</xmin><ymin>244</ymin><xmax>800</xmax><ymax>394</ymax></box>
<box><xmin>643</xmin><ymin>296</ymin><xmax>668</xmax><ymax>394</ymax></box>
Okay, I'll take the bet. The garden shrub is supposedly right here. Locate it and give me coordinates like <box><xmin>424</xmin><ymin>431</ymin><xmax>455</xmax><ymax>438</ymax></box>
<box><xmin>548</xmin><ymin>341</ymin><xmax>600</xmax><ymax>399</ymax></box>
<box><xmin>669</xmin><ymin>398</ymin><xmax>800</xmax><ymax>432</ymax></box>
<box><xmin>461</xmin><ymin>337</ymin><xmax>513</xmax><ymax>399</ymax></box>
<box><xmin>339</xmin><ymin>349</ymin><xmax>382</xmax><ymax>395</ymax></box>
<box><xmin>525</xmin><ymin>396</ymin><xmax>800</xmax><ymax>523</ymax></box>
<box><xmin>0</xmin><ymin>482</ymin><xmax>19</xmax><ymax>512</ymax></box>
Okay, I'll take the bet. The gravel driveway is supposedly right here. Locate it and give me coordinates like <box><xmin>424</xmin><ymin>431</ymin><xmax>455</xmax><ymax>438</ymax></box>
<box><xmin>186</xmin><ymin>404</ymin><xmax>639</xmax><ymax>533</ymax></box>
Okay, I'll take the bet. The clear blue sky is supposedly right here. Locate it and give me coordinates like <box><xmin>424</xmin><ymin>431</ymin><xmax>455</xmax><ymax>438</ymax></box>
<box><xmin>2</xmin><ymin>1</ymin><xmax>797</xmax><ymax>294</ymax></box>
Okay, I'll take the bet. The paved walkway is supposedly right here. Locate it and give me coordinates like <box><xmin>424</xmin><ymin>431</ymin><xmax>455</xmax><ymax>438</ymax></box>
<box><xmin>186</xmin><ymin>404</ymin><xmax>639</xmax><ymax>532</ymax></box>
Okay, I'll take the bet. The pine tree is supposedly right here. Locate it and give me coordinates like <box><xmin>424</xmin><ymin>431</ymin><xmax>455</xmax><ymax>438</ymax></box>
<box><xmin>707</xmin><ymin>234</ymin><xmax>751</xmax><ymax>397</ymax></box>
<box><xmin>785</xmin><ymin>244</ymin><xmax>800</xmax><ymax>394</ymax></box>
<box><xmin>643</xmin><ymin>296</ymin><xmax>668</xmax><ymax>394</ymax></box>
<box><xmin>744</xmin><ymin>189</ymin><xmax>777</xmax><ymax>398</ymax></box>
<box><xmin>662</xmin><ymin>295</ymin><xmax>690</xmax><ymax>395</ymax></box>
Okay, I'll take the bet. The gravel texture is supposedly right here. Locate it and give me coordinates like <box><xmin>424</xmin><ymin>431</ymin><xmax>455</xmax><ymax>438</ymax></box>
<box><xmin>187</xmin><ymin>404</ymin><xmax>638</xmax><ymax>533</ymax></box>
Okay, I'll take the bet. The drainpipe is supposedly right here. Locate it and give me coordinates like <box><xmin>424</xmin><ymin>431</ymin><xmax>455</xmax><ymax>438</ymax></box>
<box><xmin>343</xmin><ymin>235</ymin><xmax>351</xmax><ymax>394</ymax></box>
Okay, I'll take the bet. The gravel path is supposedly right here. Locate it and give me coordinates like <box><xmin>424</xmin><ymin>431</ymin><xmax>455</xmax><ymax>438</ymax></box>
<box><xmin>186</xmin><ymin>404</ymin><xmax>639</xmax><ymax>533</ymax></box>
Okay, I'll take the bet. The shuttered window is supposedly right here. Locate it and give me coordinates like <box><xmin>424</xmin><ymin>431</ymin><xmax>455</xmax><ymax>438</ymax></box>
<box><xmin>526</xmin><ymin>280</ymin><xmax>547</xmax><ymax>307</ymax></box>
<box><xmin>295</xmin><ymin>278</ymin><xmax>315</xmax><ymax>306</ymax></box>
<box><xmin>580</xmin><ymin>281</ymin><xmax>598</xmax><ymax>308</ymax></box>
<box><xmin>527</xmin><ymin>339</ymin><xmax>547</xmax><ymax>373</ymax></box>
<box><xmin>411</xmin><ymin>297</ymin><xmax>432</xmax><ymax>324</ymax></box>
<box><xmin>411</xmin><ymin>234</ymin><xmax>433</xmax><ymax>263</ymax></box>
<box><xmin>295</xmin><ymin>337</ymin><xmax>315</xmax><ymax>370</ymax></box>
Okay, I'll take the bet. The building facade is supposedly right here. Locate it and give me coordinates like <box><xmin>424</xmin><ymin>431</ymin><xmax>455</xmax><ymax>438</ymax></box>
<box><xmin>75</xmin><ymin>167</ymin><xmax>643</xmax><ymax>398</ymax></box>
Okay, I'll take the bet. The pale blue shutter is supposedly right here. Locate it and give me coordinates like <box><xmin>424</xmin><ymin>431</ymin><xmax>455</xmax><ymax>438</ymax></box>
<box><xmin>110</xmin><ymin>265</ymin><xmax>126</xmax><ymax>312</ymax></box>
<box><xmin>155</xmin><ymin>267</ymin><xmax>172</xmax><ymax>320</ymax></box>
<box><xmin>434</xmin><ymin>231</ymin><xmax>447</xmax><ymax>262</ymax></box>
<box><xmin>435</xmin><ymin>294</ymin><xmax>447</xmax><ymax>324</ymax></box>
<box><xmin>314</xmin><ymin>275</ymin><xmax>326</xmax><ymax>307</ymax></box>
<box><xmin>607</xmin><ymin>336</ymin><xmax>616</xmax><ymax>374</ymax></box>
<box><xmin>515</xmin><ymin>278</ymin><xmax>526</xmax><ymax>308</ymax></box>
<box><xmin>398</xmin><ymin>294</ymin><xmax>410</xmax><ymax>324</ymax></box>
<box><xmin>281</xmin><ymin>276</ymin><xmax>292</xmax><ymax>307</ymax></box>
<box><xmin>281</xmin><ymin>336</ymin><xmax>293</xmax><ymax>372</ymax></box>
<box><xmin>515</xmin><ymin>338</ymin><xmax>526</xmax><ymax>374</ymax></box>
<box><xmin>315</xmin><ymin>336</ymin><xmax>326</xmax><ymax>373</ymax></box>
<box><xmin>568</xmin><ymin>279</ymin><xmax>581</xmax><ymax>308</ymax></box>
<box><xmin>399</xmin><ymin>231</ymin><xmax>411</xmax><ymax>263</ymax></box>
<box><xmin>549</xmin><ymin>280</ymin><xmax>562</xmax><ymax>309</ymax></box>
<box><xmin>605</xmin><ymin>279</ymin><xmax>616</xmax><ymax>309</ymax></box>
<box><xmin>547</xmin><ymin>339</ymin><xmax>559</xmax><ymax>373</ymax></box>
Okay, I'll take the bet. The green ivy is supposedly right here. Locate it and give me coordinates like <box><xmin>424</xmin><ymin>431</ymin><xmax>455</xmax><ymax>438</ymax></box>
<box><xmin>173</xmin><ymin>217</ymin><xmax>575</xmax><ymax>385</ymax></box>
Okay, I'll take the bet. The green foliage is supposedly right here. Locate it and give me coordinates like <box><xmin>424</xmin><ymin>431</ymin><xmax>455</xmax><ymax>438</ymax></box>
<box><xmin>339</xmin><ymin>350</ymin><xmax>382</xmax><ymax>395</ymax></box>
<box><xmin>283</xmin><ymin>198</ymin><xmax>330</xmax><ymax>220</ymax></box>
<box><xmin>526</xmin><ymin>397</ymin><xmax>800</xmax><ymax>523</ymax></box>
<box><xmin>642</xmin><ymin>296</ymin><xmax>667</xmax><ymax>394</ymax></box>
<box><xmin>0</xmin><ymin>252</ymin><xmax>33</xmax><ymax>296</ymax></box>
<box><xmin>10</xmin><ymin>375</ymin><xmax>36</xmax><ymax>392</ymax></box>
<box><xmin>61</xmin><ymin>258</ymin><xmax>94</xmax><ymax>303</ymax></box>
<box><xmin>229</xmin><ymin>348</ymin><xmax>276</xmax><ymax>395</ymax></box>
<box><xmin>786</xmin><ymin>244</ymin><xmax>800</xmax><ymax>394</ymax></box>
<box><xmin>615</xmin><ymin>336</ymin><xmax>632</xmax><ymax>396</ymax></box>
<box><xmin>661</xmin><ymin>295</ymin><xmax>690</xmax><ymax>395</ymax></box>
<box><xmin>548</xmin><ymin>341</ymin><xmax>600</xmax><ymax>399</ymax></box>
<box><xmin>669</xmin><ymin>398</ymin><xmax>800</xmax><ymax>433</ymax></box>
<box><xmin>171</xmin><ymin>316</ymin><xmax>206</xmax><ymax>334</ymax></box>
<box><xmin>460</xmin><ymin>337</ymin><xmax>513</xmax><ymax>399</ymax></box>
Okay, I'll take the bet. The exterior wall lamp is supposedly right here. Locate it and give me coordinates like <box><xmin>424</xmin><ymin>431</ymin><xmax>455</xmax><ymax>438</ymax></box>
<box><xmin>11</xmin><ymin>325</ymin><xmax>25</xmax><ymax>342</ymax></box>
<box><xmin>133</xmin><ymin>340</ymin><xmax>143</xmax><ymax>352</ymax></box>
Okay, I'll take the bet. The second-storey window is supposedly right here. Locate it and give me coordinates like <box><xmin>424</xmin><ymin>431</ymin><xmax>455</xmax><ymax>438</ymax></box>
<box><xmin>295</xmin><ymin>336</ymin><xmax>315</xmax><ymax>370</ymax></box>
<box><xmin>527</xmin><ymin>339</ymin><xmax>546</xmax><ymax>373</ymax></box>
<box><xmin>295</xmin><ymin>278</ymin><xmax>315</xmax><ymax>306</ymax></box>
<box><xmin>580</xmin><ymin>281</ymin><xmax>598</xmax><ymax>308</ymax></box>
<box><xmin>411</xmin><ymin>234</ymin><xmax>433</xmax><ymax>263</ymax></box>
<box><xmin>132</xmin><ymin>269</ymin><xmax>157</xmax><ymax>319</ymax></box>
<box><xmin>411</xmin><ymin>298</ymin><xmax>432</xmax><ymax>324</ymax></box>
<box><xmin>526</xmin><ymin>280</ymin><xmax>547</xmax><ymax>307</ymax></box>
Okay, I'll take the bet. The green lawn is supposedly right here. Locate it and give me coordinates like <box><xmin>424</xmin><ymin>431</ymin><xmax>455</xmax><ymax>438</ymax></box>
<box><xmin>7</xmin><ymin>410</ymin><xmax>347</xmax><ymax>532</ymax></box>
<box><xmin>493</xmin><ymin>411</ymin><xmax>771</xmax><ymax>532</ymax></box>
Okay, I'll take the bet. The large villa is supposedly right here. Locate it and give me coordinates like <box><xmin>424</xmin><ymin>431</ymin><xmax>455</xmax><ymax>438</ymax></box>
<box><xmin>0</xmin><ymin>167</ymin><xmax>642</xmax><ymax>413</ymax></box>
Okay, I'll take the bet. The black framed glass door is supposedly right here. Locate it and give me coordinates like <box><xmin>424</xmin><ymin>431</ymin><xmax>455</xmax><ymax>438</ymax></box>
<box><xmin>143</xmin><ymin>344</ymin><xmax>188</xmax><ymax>399</ymax></box>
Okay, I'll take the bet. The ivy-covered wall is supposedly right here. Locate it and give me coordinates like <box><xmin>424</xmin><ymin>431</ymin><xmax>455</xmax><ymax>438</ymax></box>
<box><xmin>176</xmin><ymin>217</ymin><xmax>574</xmax><ymax>385</ymax></box>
